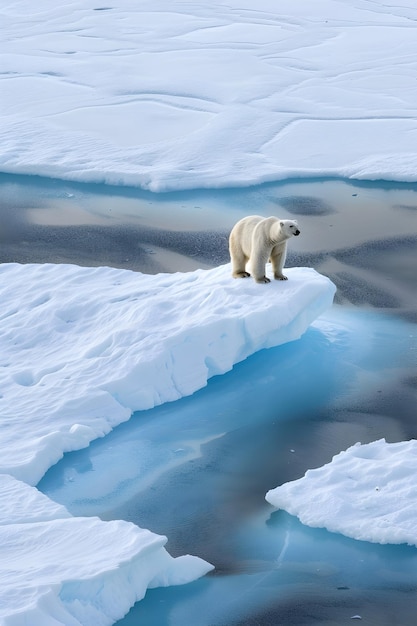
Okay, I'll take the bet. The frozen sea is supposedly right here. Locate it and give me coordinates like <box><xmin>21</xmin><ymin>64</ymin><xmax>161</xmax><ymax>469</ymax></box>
<box><xmin>1</xmin><ymin>0</ymin><xmax>417</xmax><ymax>624</ymax></box>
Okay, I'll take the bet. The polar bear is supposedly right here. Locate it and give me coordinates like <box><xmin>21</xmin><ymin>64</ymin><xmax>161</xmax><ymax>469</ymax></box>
<box><xmin>229</xmin><ymin>215</ymin><xmax>300</xmax><ymax>284</ymax></box>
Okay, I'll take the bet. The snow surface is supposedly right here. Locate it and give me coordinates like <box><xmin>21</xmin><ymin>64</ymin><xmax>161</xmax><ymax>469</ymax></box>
<box><xmin>0</xmin><ymin>262</ymin><xmax>334</xmax><ymax>485</ymax></box>
<box><xmin>2</xmin><ymin>0</ymin><xmax>417</xmax><ymax>190</ymax></box>
<box><xmin>0</xmin><ymin>261</ymin><xmax>335</xmax><ymax>624</ymax></box>
<box><xmin>266</xmin><ymin>439</ymin><xmax>417</xmax><ymax>547</ymax></box>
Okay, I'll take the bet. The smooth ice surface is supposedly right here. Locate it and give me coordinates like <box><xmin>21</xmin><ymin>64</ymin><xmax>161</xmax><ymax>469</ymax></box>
<box><xmin>0</xmin><ymin>262</ymin><xmax>334</xmax><ymax>485</ymax></box>
<box><xmin>2</xmin><ymin>1</ymin><xmax>417</xmax><ymax>190</ymax></box>
<box><xmin>267</xmin><ymin>438</ymin><xmax>417</xmax><ymax>547</ymax></box>
<box><xmin>0</xmin><ymin>474</ymin><xmax>212</xmax><ymax>626</ymax></box>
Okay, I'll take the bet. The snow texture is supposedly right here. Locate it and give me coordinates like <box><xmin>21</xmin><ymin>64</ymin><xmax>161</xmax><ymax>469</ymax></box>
<box><xmin>266</xmin><ymin>439</ymin><xmax>417</xmax><ymax>547</ymax></box>
<box><xmin>2</xmin><ymin>0</ymin><xmax>417</xmax><ymax>190</ymax></box>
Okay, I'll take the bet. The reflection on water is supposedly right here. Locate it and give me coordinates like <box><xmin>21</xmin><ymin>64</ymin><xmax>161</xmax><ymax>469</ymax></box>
<box><xmin>276</xmin><ymin>194</ymin><xmax>335</xmax><ymax>215</ymax></box>
<box><xmin>121</xmin><ymin>515</ymin><xmax>417</xmax><ymax>626</ymax></box>
<box><xmin>3</xmin><ymin>172</ymin><xmax>417</xmax><ymax>625</ymax></box>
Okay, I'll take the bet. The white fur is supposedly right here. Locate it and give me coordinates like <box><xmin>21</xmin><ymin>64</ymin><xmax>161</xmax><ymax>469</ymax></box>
<box><xmin>229</xmin><ymin>216</ymin><xmax>300</xmax><ymax>283</ymax></box>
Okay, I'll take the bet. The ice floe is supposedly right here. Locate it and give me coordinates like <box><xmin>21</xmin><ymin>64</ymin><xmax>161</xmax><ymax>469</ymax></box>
<box><xmin>0</xmin><ymin>474</ymin><xmax>212</xmax><ymax>626</ymax></box>
<box><xmin>266</xmin><ymin>438</ymin><xmax>417</xmax><ymax>547</ymax></box>
<box><xmin>0</xmin><ymin>262</ymin><xmax>335</xmax><ymax>485</ymax></box>
<box><xmin>2</xmin><ymin>0</ymin><xmax>417</xmax><ymax>190</ymax></box>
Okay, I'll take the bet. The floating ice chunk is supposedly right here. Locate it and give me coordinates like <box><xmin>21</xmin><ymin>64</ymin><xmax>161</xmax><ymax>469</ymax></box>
<box><xmin>0</xmin><ymin>263</ymin><xmax>335</xmax><ymax>486</ymax></box>
<box><xmin>266</xmin><ymin>439</ymin><xmax>417</xmax><ymax>546</ymax></box>
<box><xmin>0</xmin><ymin>474</ymin><xmax>213</xmax><ymax>626</ymax></box>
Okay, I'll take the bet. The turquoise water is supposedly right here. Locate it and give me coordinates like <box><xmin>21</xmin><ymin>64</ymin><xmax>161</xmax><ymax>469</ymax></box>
<box><xmin>39</xmin><ymin>308</ymin><xmax>417</xmax><ymax>625</ymax></box>
<box><xmin>4</xmin><ymin>172</ymin><xmax>416</xmax><ymax>624</ymax></box>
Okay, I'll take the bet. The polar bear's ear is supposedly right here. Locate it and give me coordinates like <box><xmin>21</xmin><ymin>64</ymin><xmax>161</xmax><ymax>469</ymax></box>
<box><xmin>280</xmin><ymin>221</ymin><xmax>284</xmax><ymax>227</ymax></box>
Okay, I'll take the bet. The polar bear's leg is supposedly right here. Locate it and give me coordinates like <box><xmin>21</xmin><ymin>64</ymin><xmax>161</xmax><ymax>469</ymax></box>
<box><xmin>270</xmin><ymin>243</ymin><xmax>288</xmax><ymax>280</ymax></box>
<box><xmin>232</xmin><ymin>256</ymin><xmax>250</xmax><ymax>278</ymax></box>
<box><xmin>250</xmin><ymin>240</ymin><xmax>271</xmax><ymax>284</ymax></box>
<box><xmin>229</xmin><ymin>238</ymin><xmax>250</xmax><ymax>278</ymax></box>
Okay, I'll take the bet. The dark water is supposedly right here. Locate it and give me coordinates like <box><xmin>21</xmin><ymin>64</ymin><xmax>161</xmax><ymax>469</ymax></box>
<box><xmin>4</xmin><ymin>173</ymin><xmax>417</xmax><ymax>625</ymax></box>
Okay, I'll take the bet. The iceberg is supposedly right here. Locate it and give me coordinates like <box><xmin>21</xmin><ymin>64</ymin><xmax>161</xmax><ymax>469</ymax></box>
<box><xmin>266</xmin><ymin>439</ymin><xmax>417</xmax><ymax>547</ymax></box>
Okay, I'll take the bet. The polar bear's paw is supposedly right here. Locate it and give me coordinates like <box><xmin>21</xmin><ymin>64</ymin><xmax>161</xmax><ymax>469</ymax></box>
<box><xmin>233</xmin><ymin>271</ymin><xmax>251</xmax><ymax>278</ymax></box>
<box><xmin>274</xmin><ymin>273</ymin><xmax>288</xmax><ymax>281</ymax></box>
<box><xmin>255</xmin><ymin>276</ymin><xmax>271</xmax><ymax>284</ymax></box>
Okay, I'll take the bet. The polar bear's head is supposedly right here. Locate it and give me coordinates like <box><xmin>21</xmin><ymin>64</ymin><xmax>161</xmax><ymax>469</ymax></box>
<box><xmin>280</xmin><ymin>219</ymin><xmax>300</xmax><ymax>238</ymax></box>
